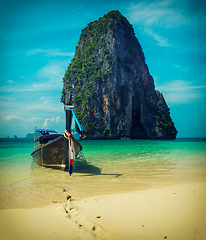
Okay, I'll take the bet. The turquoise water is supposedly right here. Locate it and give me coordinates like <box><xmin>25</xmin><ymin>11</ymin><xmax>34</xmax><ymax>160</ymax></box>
<box><xmin>0</xmin><ymin>138</ymin><xmax>206</xmax><ymax>209</ymax></box>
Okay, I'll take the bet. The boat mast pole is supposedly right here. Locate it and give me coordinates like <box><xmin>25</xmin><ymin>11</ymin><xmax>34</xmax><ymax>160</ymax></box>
<box><xmin>34</xmin><ymin>126</ymin><xmax>37</xmax><ymax>149</ymax></box>
<box><xmin>65</xmin><ymin>105</ymin><xmax>73</xmax><ymax>133</ymax></box>
<box><xmin>66</xmin><ymin>105</ymin><xmax>74</xmax><ymax>176</ymax></box>
<box><xmin>63</xmin><ymin>105</ymin><xmax>73</xmax><ymax>173</ymax></box>
<box><xmin>63</xmin><ymin>104</ymin><xmax>83</xmax><ymax>175</ymax></box>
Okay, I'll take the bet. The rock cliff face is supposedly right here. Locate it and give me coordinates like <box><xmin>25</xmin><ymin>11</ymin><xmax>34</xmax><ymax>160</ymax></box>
<box><xmin>61</xmin><ymin>10</ymin><xmax>178</xmax><ymax>139</ymax></box>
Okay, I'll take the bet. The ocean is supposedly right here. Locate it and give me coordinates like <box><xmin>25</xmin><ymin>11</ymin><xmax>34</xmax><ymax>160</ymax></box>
<box><xmin>0</xmin><ymin>138</ymin><xmax>205</xmax><ymax>209</ymax></box>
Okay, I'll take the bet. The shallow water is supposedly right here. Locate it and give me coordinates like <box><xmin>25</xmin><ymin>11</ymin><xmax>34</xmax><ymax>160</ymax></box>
<box><xmin>0</xmin><ymin>138</ymin><xmax>205</xmax><ymax>209</ymax></box>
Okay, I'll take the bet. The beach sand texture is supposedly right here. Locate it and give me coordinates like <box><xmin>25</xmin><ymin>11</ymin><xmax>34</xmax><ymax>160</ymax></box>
<box><xmin>0</xmin><ymin>180</ymin><xmax>205</xmax><ymax>240</ymax></box>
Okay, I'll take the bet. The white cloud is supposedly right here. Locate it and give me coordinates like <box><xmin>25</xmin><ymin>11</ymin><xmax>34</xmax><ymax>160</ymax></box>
<box><xmin>37</xmin><ymin>61</ymin><xmax>64</xmax><ymax>81</ymax></box>
<box><xmin>29</xmin><ymin>117</ymin><xmax>40</xmax><ymax>122</ymax></box>
<box><xmin>26</xmin><ymin>49</ymin><xmax>74</xmax><ymax>57</ymax></box>
<box><xmin>0</xmin><ymin>96</ymin><xmax>13</xmax><ymax>101</ymax></box>
<box><xmin>127</xmin><ymin>0</ymin><xmax>188</xmax><ymax>28</ymax></box>
<box><xmin>28</xmin><ymin>59</ymin><xmax>68</xmax><ymax>92</ymax></box>
<box><xmin>126</xmin><ymin>0</ymin><xmax>189</xmax><ymax>46</ymax></box>
<box><xmin>0</xmin><ymin>91</ymin><xmax>65</xmax><ymax>137</ymax></box>
<box><xmin>42</xmin><ymin>116</ymin><xmax>61</xmax><ymax>128</ymax></box>
<box><xmin>1</xmin><ymin>115</ymin><xmax>39</xmax><ymax>123</ymax></box>
<box><xmin>157</xmin><ymin>80</ymin><xmax>206</xmax><ymax>104</ymax></box>
<box><xmin>25</xmin><ymin>97</ymin><xmax>64</xmax><ymax>113</ymax></box>
<box><xmin>42</xmin><ymin>118</ymin><xmax>50</xmax><ymax>128</ymax></box>
<box><xmin>1</xmin><ymin>115</ymin><xmax>22</xmax><ymax>121</ymax></box>
<box><xmin>144</xmin><ymin>28</ymin><xmax>171</xmax><ymax>47</ymax></box>
<box><xmin>51</xmin><ymin>117</ymin><xmax>56</xmax><ymax>122</ymax></box>
<box><xmin>0</xmin><ymin>59</ymin><xmax>68</xmax><ymax>93</ymax></box>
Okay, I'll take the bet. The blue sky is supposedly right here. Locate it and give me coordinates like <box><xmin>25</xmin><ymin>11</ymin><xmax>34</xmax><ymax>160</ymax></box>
<box><xmin>0</xmin><ymin>0</ymin><xmax>205</xmax><ymax>138</ymax></box>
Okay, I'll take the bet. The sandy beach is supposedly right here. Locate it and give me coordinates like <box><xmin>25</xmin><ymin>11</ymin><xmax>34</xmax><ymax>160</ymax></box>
<box><xmin>0</xmin><ymin>180</ymin><xmax>205</xmax><ymax>240</ymax></box>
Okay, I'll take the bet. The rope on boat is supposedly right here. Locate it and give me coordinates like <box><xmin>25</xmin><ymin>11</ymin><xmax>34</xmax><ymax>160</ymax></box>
<box><xmin>76</xmin><ymin>151</ymin><xmax>87</xmax><ymax>163</ymax></box>
<box><xmin>64</xmin><ymin>105</ymin><xmax>83</xmax><ymax>175</ymax></box>
<box><xmin>64</xmin><ymin>129</ymin><xmax>75</xmax><ymax>175</ymax></box>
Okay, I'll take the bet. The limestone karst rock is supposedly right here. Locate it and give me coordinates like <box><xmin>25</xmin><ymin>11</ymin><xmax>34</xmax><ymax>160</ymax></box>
<box><xmin>61</xmin><ymin>10</ymin><xmax>178</xmax><ymax>139</ymax></box>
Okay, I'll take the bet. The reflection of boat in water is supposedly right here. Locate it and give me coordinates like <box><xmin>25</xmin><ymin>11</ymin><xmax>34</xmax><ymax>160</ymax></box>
<box><xmin>30</xmin><ymin>105</ymin><xmax>83</xmax><ymax>175</ymax></box>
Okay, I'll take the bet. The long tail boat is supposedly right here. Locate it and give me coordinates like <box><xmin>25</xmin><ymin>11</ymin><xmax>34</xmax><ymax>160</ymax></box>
<box><xmin>30</xmin><ymin>105</ymin><xmax>83</xmax><ymax>175</ymax></box>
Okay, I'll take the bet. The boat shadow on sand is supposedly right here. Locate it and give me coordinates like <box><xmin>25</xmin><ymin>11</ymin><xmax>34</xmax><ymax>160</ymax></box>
<box><xmin>70</xmin><ymin>160</ymin><xmax>122</xmax><ymax>177</ymax></box>
<box><xmin>31</xmin><ymin>160</ymin><xmax>122</xmax><ymax>177</ymax></box>
<box><xmin>31</xmin><ymin>156</ymin><xmax>122</xmax><ymax>177</ymax></box>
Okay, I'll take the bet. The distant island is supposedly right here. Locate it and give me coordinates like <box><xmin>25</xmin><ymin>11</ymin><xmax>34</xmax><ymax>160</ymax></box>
<box><xmin>61</xmin><ymin>10</ymin><xmax>177</xmax><ymax>140</ymax></box>
<box><xmin>4</xmin><ymin>133</ymin><xmax>34</xmax><ymax>139</ymax></box>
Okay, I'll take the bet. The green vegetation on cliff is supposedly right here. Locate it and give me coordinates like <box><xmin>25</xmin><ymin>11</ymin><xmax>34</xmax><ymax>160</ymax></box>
<box><xmin>62</xmin><ymin>10</ymin><xmax>144</xmax><ymax>132</ymax></box>
<box><xmin>146</xmin><ymin>100</ymin><xmax>178</xmax><ymax>138</ymax></box>
<box><xmin>61</xmin><ymin>10</ymin><xmax>178</xmax><ymax>139</ymax></box>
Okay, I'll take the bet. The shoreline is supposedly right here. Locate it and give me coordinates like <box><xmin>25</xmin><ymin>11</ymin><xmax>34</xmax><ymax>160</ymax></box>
<box><xmin>0</xmin><ymin>179</ymin><xmax>205</xmax><ymax>240</ymax></box>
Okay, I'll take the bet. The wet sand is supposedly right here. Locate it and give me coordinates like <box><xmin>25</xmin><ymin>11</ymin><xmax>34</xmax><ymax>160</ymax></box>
<box><xmin>0</xmin><ymin>180</ymin><xmax>205</xmax><ymax>240</ymax></box>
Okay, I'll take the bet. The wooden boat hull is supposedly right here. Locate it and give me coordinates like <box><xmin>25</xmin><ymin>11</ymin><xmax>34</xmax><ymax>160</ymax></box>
<box><xmin>30</xmin><ymin>135</ymin><xmax>82</xmax><ymax>171</ymax></box>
